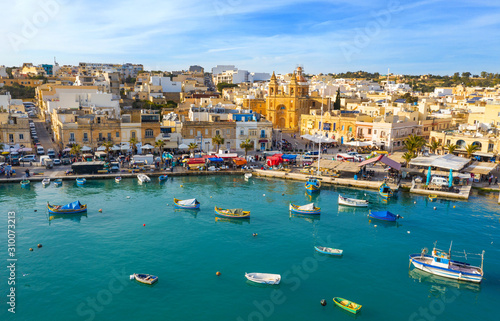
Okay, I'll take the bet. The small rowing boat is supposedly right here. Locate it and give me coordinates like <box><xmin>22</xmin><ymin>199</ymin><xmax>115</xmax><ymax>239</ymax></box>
<box><xmin>47</xmin><ymin>200</ymin><xmax>87</xmax><ymax>214</ymax></box>
<box><xmin>289</xmin><ymin>203</ymin><xmax>321</xmax><ymax>215</ymax></box>
<box><xmin>54</xmin><ymin>179</ymin><xmax>62</xmax><ymax>187</ymax></box>
<box><xmin>215</xmin><ymin>206</ymin><xmax>250</xmax><ymax>219</ymax></box>
<box><xmin>20</xmin><ymin>179</ymin><xmax>30</xmax><ymax>188</ymax></box>
<box><xmin>245</xmin><ymin>273</ymin><xmax>281</xmax><ymax>285</ymax></box>
<box><xmin>314</xmin><ymin>246</ymin><xmax>343</xmax><ymax>256</ymax></box>
<box><xmin>174</xmin><ymin>198</ymin><xmax>200</xmax><ymax>209</ymax></box>
<box><xmin>131</xmin><ymin>273</ymin><xmax>158</xmax><ymax>285</ymax></box>
<box><xmin>137</xmin><ymin>174</ymin><xmax>150</xmax><ymax>184</ymax></box>
<box><xmin>76</xmin><ymin>178</ymin><xmax>86</xmax><ymax>186</ymax></box>
<box><xmin>379</xmin><ymin>182</ymin><xmax>393</xmax><ymax>199</ymax></box>
<box><xmin>428</xmin><ymin>194</ymin><xmax>437</xmax><ymax>202</ymax></box>
<box><xmin>42</xmin><ymin>178</ymin><xmax>50</xmax><ymax>187</ymax></box>
<box><xmin>368</xmin><ymin>210</ymin><xmax>401</xmax><ymax>222</ymax></box>
<box><xmin>158</xmin><ymin>175</ymin><xmax>168</xmax><ymax>182</ymax></box>
<box><xmin>244</xmin><ymin>173</ymin><xmax>252</xmax><ymax>180</ymax></box>
<box><xmin>305</xmin><ymin>177</ymin><xmax>321</xmax><ymax>194</ymax></box>
<box><xmin>115</xmin><ymin>176</ymin><xmax>122</xmax><ymax>183</ymax></box>
<box><xmin>338</xmin><ymin>195</ymin><xmax>368</xmax><ymax>207</ymax></box>
<box><xmin>333</xmin><ymin>297</ymin><xmax>362</xmax><ymax>314</ymax></box>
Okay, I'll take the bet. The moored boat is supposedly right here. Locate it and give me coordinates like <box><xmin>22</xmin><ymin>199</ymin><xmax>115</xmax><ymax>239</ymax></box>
<box><xmin>131</xmin><ymin>273</ymin><xmax>158</xmax><ymax>285</ymax></box>
<box><xmin>158</xmin><ymin>174</ymin><xmax>168</xmax><ymax>182</ymax></box>
<box><xmin>115</xmin><ymin>176</ymin><xmax>122</xmax><ymax>183</ymax></box>
<box><xmin>20</xmin><ymin>179</ymin><xmax>30</xmax><ymax>187</ymax></box>
<box><xmin>409</xmin><ymin>242</ymin><xmax>484</xmax><ymax>283</ymax></box>
<box><xmin>245</xmin><ymin>273</ymin><xmax>281</xmax><ymax>285</ymax></box>
<box><xmin>289</xmin><ymin>203</ymin><xmax>321</xmax><ymax>215</ymax></box>
<box><xmin>174</xmin><ymin>198</ymin><xmax>200</xmax><ymax>209</ymax></box>
<box><xmin>137</xmin><ymin>174</ymin><xmax>151</xmax><ymax>184</ymax></box>
<box><xmin>305</xmin><ymin>177</ymin><xmax>321</xmax><ymax>194</ymax></box>
<box><xmin>338</xmin><ymin>195</ymin><xmax>368</xmax><ymax>207</ymax></box>
<box><xmin>42</xmin><ymin>178</ymin><xmax>50</xmax><ymax>187</ymax></box>
<box><xmin>215</xmin><ymin>206</ymin><xmax>250</xmax><ymax>219</ymax></box>
<box><xmin>244</xmin><ymin>173</ymin><xmax>252</xmax><ymax>180</ymax></box>
<box><xmin>314</xmin><ymin>246</ymin><xmax>343</xmax><ymax>256</ymax></box>
<box><xmin>47</xmin><ymin>200</ymin><xmax>87</xmax><ymax>214</ymax></box>
<box><xmin>428</xmin><ymin>194</ymin><xmax>437</xmax><ymax>202</ymax></box>
<box><xmin>333</xmin><ymin>297</ymin><xmax>362</xmax><ymax>314</ymax></box>
<box><xmin>54</xmin><ymin>178</ymin><xmax>62</xmax><ymax>187</ymax></box>
<box><xmin>379</xmin><ymin>182</ymin><xmax>393</xmax><ymax>199</ymax></box>
<box><xmin>76</xmin><ymin>178</ymin><xmax>86</xmax><ymax>186</ymax></box>
<box><xmin>368</xmin><ymin>210</ymin><xmax>401</xmax><ymax>222</ymax></box>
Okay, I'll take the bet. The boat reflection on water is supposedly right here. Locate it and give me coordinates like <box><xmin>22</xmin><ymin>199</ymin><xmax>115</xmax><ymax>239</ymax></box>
<box><xmin>304</xmin><ymin>191</ymin><xmax>319</xmax><ymax>202</ymax></box>
<box><xmin>368</xmin><ymin>217</ymin><xmax>401</xmax><ymax>228</ymax></box>
<box><xmin>48</xmin><ymin>213</ymin><xmax>88</xmax><ymax>224</ymax></box>
<box><xmin>173</xmin><ymin>208</ymin><xmax>198</xmax><ymax>218</ymax></box>
<box><xmin>408</xmin><ymin>268</ymin><xmax>481</xmax><ymax>293</ymax></box>
<box><xmin>289</xmin><ymin>213</ymin><xmax>321</xmax><ymax>223</ymax></box>
<box><xmin>215</xmin><ymin>217</ymin><xmax>250</xmax><ymax>225</ymax></box>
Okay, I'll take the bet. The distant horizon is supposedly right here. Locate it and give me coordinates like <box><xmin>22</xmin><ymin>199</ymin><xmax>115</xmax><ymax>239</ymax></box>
<box><xmin>2</xmin><ymin>1</ymin><xmax>499</xmax><ymax>75</ymax></box>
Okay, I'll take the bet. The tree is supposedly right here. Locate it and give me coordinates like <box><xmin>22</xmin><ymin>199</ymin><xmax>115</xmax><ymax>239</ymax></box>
<box><xmin>155</xmin><ymin>139</ymin><xmax>165</xmax><ymax>166</ymax></box>
<box><xmin>427</xmin><ymin>140</ymin><xmax>441</xmax><ymax>154</ymax></box>
<box><xmin>102</xmin><ymin>141</ymin><xmax>114</xmax><ymax>162</ymax></box>
<box><xmin>402</xmin><ymin>152</ymin><xmax>414</xmax><ymax>167</ymax></box>
<box><xmin>462</xmin><ymin>72</ymin><xmax>471</xmax><ymax>79</ymax></box>
<box><xmin>240</xmin><ymin>139</ymin><xmax>254</xmax><ymax>158</ymax></box>
<box><xmin>212</xmin><ymin>134</ymin><xmax>224</xmax><ymax>153</ymax></box>
<box><xmin>188</xmin><ymin>143</ymin><xmax>198</xmax><ymax>157</ymax></box>
<box><xmin>70</xmin><ymin>144</ymin><xmax>81</xmax><ymax>158</ymax></box>
<box><xmin>216</xmin><ymin>82</ymin><xmax>238</xmax><ymax>93</ymax></box>
<box><xmin>402</xmin><ymin>92</ymin><xmax>418</xmax><ymax>104</ymax></box>
<box><xmin>446</xmin><ymin>143</ymin><xmax>457</xmax><ymax>154</ymax></box>
<box><xmin>403</xmin><ymin>134</ymin><xmax>426</xmax><ymax>157</ymax></box>
<box><xmin>464</xmin><ymin>143</ymin><xmax>480</xmax><ymax>158</ymax></box>
<box><xmin>129</xmin><ymin>137</ymin><xmax>138</xmax><ymax>155</ymax></box>
<box><xmin>333</xmin><ymin>88</ymin><xmax>341</xmax><ymax>110</ymax></box>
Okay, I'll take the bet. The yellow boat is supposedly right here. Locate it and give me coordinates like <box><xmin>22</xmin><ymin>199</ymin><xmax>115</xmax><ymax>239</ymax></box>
<box><xmin>333</xmin><ymin>297</ymin><xmax>362</xmax><ymax>314</ymax></box>
<box><xmin>214</xmin><ymin>206</ymin><xmax>250</xmax><ymax>219</ymax></box>
<box><xmin>428</xmin><ymin>194</ymin><xmax>437</xmax><ymax>202</ymax></box>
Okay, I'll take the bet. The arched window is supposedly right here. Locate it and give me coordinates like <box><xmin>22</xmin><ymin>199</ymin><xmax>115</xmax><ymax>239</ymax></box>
<box><xmin>131</xmin><ymin>131</ymin><xmax>136</xmax><ymax>139</ymax></box>
<box><xmin>145</xmin><ymin>129</ymin><xmax>154</xmax><ymax>138</ymax></box>
<box><xmin>456</xmin><ymin>140</ymin><xmax>466</xmax><ymax>148</ymax></box>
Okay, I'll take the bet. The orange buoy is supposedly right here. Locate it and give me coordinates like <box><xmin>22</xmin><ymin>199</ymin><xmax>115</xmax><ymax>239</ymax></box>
<box><xmin>29</xmin><ymin>248</ymin><xmax>33</xmax><ymax>251</ymax></box>
<box><xmin>143</xmin><ymin>224</ymin><xmax>146</xmax><ymax>227</ymax></box>
<box><xmin>99</xmin><ymin>209</ymin><xmax>102</xmax><ymax>213</ymax></box>
<box><xmin>216</xmin><ymin>271</ymin><xmax>221</xmax><ymax>276</ymax></box>
<box><xmin>37</xmin><ymin>244</ymin><xmax>42</xmax><ymax>248</ymax></box>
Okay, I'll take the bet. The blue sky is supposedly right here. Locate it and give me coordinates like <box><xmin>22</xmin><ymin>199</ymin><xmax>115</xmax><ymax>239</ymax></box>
<box><xmin>1</xmin><ymin>0</ymin><xmax>499</xmax><ymax>75</ymax></box>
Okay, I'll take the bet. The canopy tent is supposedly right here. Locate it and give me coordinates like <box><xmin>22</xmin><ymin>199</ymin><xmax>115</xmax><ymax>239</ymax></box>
<box><xmin>358</xmin><ymin>155</ymin><xmax>401</xmax><ymax>171</ymax></box>
<box><xmin>111</xmin><ymin>145</ymin><xmax>121</xmax><ymax>151</ymax></box>
<box><xmin>409</xmin><ymin>154</ymin><xmax>470</xmax><ymax>171</ymax></box>
<box><xmin>63</xmin><ymin>148</ymin><xmax>71</xmax><ymax>152</ymax></box>
<box><xmin>96</xmin><ymin>146</ymin><xmax>106</xmax><ymax>151</ymax></box>
<box><xmin>141</xmin><ymin>144</ymin><xmax>154</xmax><ymax>150</ymax></box>
<box><xmin>187</xmin><ymin>158</ymin><xmax>205</xmax><ymax>164</ymax></box>
<box><xmin>178</xmin><ymin>143</ymin><xmax>189</xmax><ymax>149</ymax></box>
<box><xmin>18</xmin><ymin>147</ymin><xmax>32</xmax><ymax>152</ymax></box>
<box><xmin>207</xmin><ymin>157</ymin><xmax>223</xmax><ymax>162</ymax></box>
<box><xmin>81</xmin><ymin>146</ymin><xmax>92</xmax><ymax>152</ymax></box>
<box><xmin>310</xmin><ymin>159</ymin><xmax>360</xmax><ymax>173</ymax></box>
<box><xmin>233</xmin><ymin>157</ymin><xmax>247</xmax><ymax>166</ymax></box>
<box><xmin>344</xmin><ymin>141</ymin><xmax>372</xmax><ymax>147</ymax></box>
<box><xmin>301</xmin><ymin>134</ymin><xmax>336</xmax><ymax>143</ymax></box>
<box><xmin>282</xmin><ymin>154</ymin><xmax>298</xmax><ymax>161</ymax></box>
<box><xmin>462</xmin><ymin>161</ymin><xmax>498</xmax><ymax>176</ymax></box>
<box><xmin>120</xmin><ymin>144</ymin><xmax>131</xmax><ymax>151</ymax></box>
<box><xmin>267</xmin><ymin>154</ymin><xmax>283</xmax><ymax>167</ymax></box>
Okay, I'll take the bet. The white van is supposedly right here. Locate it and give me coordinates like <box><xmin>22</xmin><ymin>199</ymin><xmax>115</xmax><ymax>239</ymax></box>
<box><xmin>431</xmin><ymin>176</ymin><xmax>448</xmax><ymax>187</ymax></box>
<box><xmin>37</xmin><ymin>146</ymin><xmax>45</xmax><ymax>155</ymax></box>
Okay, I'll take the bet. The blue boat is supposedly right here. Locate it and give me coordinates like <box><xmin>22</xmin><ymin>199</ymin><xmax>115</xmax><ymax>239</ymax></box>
<box><xmin>368</xmin><ymin>210</ymin><xmax>401</xmax><ymax>222</ymax></box>
<box><xmin>20</xmin><ymin>179</ymin><xmax>30</xmax><ymax>188</ymax></box>
<box><xmin>379</xmin><ymin>182</ymin><xmax>393</xmax><ymax>199</ymax></box>
<box><xmin>47</xmin><ymin>200</ymin><xmax>87</xmax><ymax>214</ymax></box>
<box><xmin>289</xmin><ymin>203</ymin><xmax>321</xmax><ymax>215</ymax></box>
<box><xmin>314</xmin><ymin>246</ymin><xmax>343</xmax><ymax>256</ymax></box>
<box><xmin>158</xmin><ymin>175</ymin><xmax>168</xmax><ymax>182</ymax></box>
<box><xmin>305</xmin><ymin>177</ymin><xmax>321</xmax><ymax>194</ymax></box>
<box><xmin>76</xmin><ymin>178</ymin><xmax>86</xmax><ymax>186</ymax></box>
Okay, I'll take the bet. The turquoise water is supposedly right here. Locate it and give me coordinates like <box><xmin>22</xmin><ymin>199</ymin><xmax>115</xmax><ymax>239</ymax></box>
<box><xmin>1</xmin><ymin>176</ymin><xmax>499</xmax><ymax>321</ymax></box>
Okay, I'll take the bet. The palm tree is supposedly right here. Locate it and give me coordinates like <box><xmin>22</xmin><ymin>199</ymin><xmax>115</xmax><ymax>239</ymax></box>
<box><xmin>155</xmin><ymin>139</ymin><xmax>165</xmax><ymax>167</ymax></box>
<box><xmin>129</xmin><ymin>137</ymin><xmax>138</xmax><ymax>155</ymax></box>
<box><xmin>102</xmin><ymin>141</ymin><xmax>114</xmax><ymax>162</ymax></box>
<box><xmin>188</xmin><ymin>143</ymin><xmax>198</xmax><ymax>157</ymax></box>
<box><xmin>465</xmin><ymin>143</ymin><xmax>480</xmax><ymax>158</ymax></box>
<box><xmin>0</xmin><ymin>141</ymin><xmax>4</xmax><ymax>151</ymax></box>
<box><xmin>70</xmin><ymin>144</ymin><xmax>81</xmax><ymax>159</ymax></box>
<box><xmin>212</xmin><ymin>134</ymin><xmax>224</xmax><ymax>153</ymax></box>
<box><xmin>240</xmin><ymin>139</ymin><xmax>254</xmax><ymax>158</ymax></box>
<box><xmin>446</xmin><ymin>143</ymin><xmax>457</xmax><ymax>154</ymax></box>
<box><xmin>403</xmin><ymin>134</ymin><xmax>426</xmax><ymax>157</ymax></box>
<box><xmin>402</xmin><ymin>151</ymin><xmax>414</xmax><ymax>167</ymax></box>
<box><xmin>427</xmin><ymin>140</ymin><xmax>441</xmax><ymax>154</ymax></box>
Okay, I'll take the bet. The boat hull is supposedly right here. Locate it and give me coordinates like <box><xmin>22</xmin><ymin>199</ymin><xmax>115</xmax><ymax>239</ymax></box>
<box><xmin>314</xmin><ymin>246</ymin><xmax>343</xmax><ymax>256</ymax></box>
<box><xmin>54</xmin><ymin>180</ymin><xmax>62</xmax><ymax>187</ymax></box>
<box><xmin>133</xmin><ymin>273</ymin><xmax>158</xmax><ymax>285</ymax></box>
<box><xmin>305</xmin><ymin>183</ymin><xmax>320</xmax><ymax>194</ymax></box>
<box><xmin>115</xmin><ymin>177</ymin><xmax>122</xmax><ymax>183</ymax></box>
<box><xmin>409</xmin><ymin>254</ymin><xmax>483</xmax><ymax>283</ymax></box>
<box><xmin>158</xmin><ymin>175</ymin><xmax>168</xmax><ymax>182</ymax></box>
<box><xmin>173</xmin><ymin>198</ymin><xmax>200</xmax><ymax>210</ymax></box>
<box><xmin>245</xmin><ymin>273</ymin><xmax>281</xmax><ymax>285</ymax></box>
<box><xmin>333</xmin><ymin>297</ymin><xmax>361</xmax><ymax>314</ymax></box>
<box><xmin>338</xmin><ymin>195</ymin><xmax>368</xmax><ymax>207</ymax></box>
<box><xmin>214</xmin><ymin>207</ymin><xmax>250</xmax><ymax>219</ymax></box>
<box><xmin>47</xmin><ymin>204</ymin><xmax>88</xmax><ymax>214</ymax></box>
<box><xmin>289</xmin><ymin>203</ymin><xmax>321</xmax><ymax>215</ymax></box>
<box><xmin>76</xmin><ymin>178</ymin><xmax>86</xmax><ymax>185</ymax></box>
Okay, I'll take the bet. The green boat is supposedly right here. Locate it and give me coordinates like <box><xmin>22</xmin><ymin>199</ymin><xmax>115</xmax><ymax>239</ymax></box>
<box><xmin>20</xmin><ymin>179</ymin><xmax>30</xmax><ymax>188</ymax></box>
<box><xmin>333</xmin><ymin>297</ymin><xmax>362</xmax><ymax>314</ymax></box>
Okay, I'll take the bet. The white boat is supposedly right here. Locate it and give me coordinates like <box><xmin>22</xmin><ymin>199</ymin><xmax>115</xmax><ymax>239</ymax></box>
<box><xmin>314</xmin><ymin>246</ymin><xmax>343</xmax><ymax>256</ymax></box>
<box><xmin>115</xmin><ymin>176</ymin><xmax>122</xmax><ymax>183</ymax></box>
<box><xmin>244</xmin><ymin>173</ymin><xmax>252</xmax><ymax>180</ymax></box>
<box><xmin>245</xmin><ymin>273</ymin><xmax>281</xmax><ymax>285</ymax></box>
<box><xmin>42</xmin><ymin>178</ymin><xmax>51</xmax><ymax>187</ymax></box>
<box><xmin>409</xmin><ymin>242</ymin><xmax>484</xmax><ymax>283</ymax></box>
<box><xmin>137</xmin><ymin>174</ymin><xmax>151</xmax><ymax>184</ymax></box>
<box><xmin>338</xmin><ymin>195</ymin><xmax>368</xmax><ymax>207</ymax></box>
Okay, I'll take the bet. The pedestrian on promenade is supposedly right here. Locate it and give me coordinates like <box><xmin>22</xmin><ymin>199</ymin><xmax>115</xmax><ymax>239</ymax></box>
<box><xmin>495</xmin><ymin>177</ymin><xmax>498</xmax><ymax>185</ymax></box>
<box><xmin>489</xmin><ymin>176</ymin><xmax>492</xmax><ymax>185</ymax></box>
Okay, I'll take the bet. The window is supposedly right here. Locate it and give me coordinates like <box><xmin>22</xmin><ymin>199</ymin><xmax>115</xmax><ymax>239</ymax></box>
<box><xmin>83</xmin><ymin>133</ymin><xmax>88</xmax><ymax>142</ymax></box>
<box><xmin>215</xmin><ymin>130</ymin><xmax>220</xmax><ymax>136</ymax></box>
<box><xmin>9</xmin><ymin>134</ymin><xmax>13</xmax><ymax>142</ymax></box>
<box><xmin>131</xmin><ymin>131</ymin><xmax>136</xmax><ymax>139</ymax></box>
<box><xmin>190</xmin><ymin>130</ymin><xmax>193</xmax><ymax>136</ymax></box>
<box><xmin>368</xmin><ymin>129</ymin><xmax>372</xmax><ymax>134</ymax></box>
<box><xmin>116</xmin><ymin>132</ymin><xmax>119</xmax><ymax>138</ymax></box>
<box><xmin>260</xmin><ymin>130</ymin><xmax>265</xmax><ymax>138</ymax></box>
<box><xmin>97</xmin><ymin>117</ymin><xmax>101</xmax><ymax>124</ymax></box>
<box><xmin>227</xmin><ymin>129</ymin><xmax>230</xmax><ymax>135</ymax></box>
<box><xmin>145</xmin><ymin>129</ymin><xmax>154</xmax><ymax>138</ymax></box>
<box><xmin>197</xmin><ymin>131</ymin><xmax>201</xmax><ymax>137</ymax></box>
<box><xmin>205</xmin><ymin>129</ymin><xmax>208</xmax><ymax>135</ymax></box>
<box><xmin>99</xmin><ymin>133</ymin><xmax>103</xmax><ymax>141</ymax></box>
<box><xmin>107</xmin><ymin>133</ymin><xmax>112</xmax><ymax>141</ymax></box>
<box><xmin>240</xmin><ymin>130</ymin><xmax>244</xmax><ymax>135</ymax></box>
<box><xmin>19</xmin><ymin>134</ymin><xmax>24</xmax><ymax>140</ymax></box>
<box><xmin>70</xmin><ymin>132</ymin><xmax>75</xmax><ymax>141</ymax></box>
<box><xmin>373</xmin><ymin>130</ymin><xmax>377</xmax><ymax>134</ymax></box>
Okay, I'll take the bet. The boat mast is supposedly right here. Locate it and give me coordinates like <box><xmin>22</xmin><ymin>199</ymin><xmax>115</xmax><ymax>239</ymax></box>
<box><xmin>481</xmin><ymin>250</ymin><xmax>485</xmax><ymax>271</ymax></box>
<box><xmin>448</xmin><ymin>241</ymin><xmax>453</xmax><ymax>256</ymax></box>
<box><xmin>317</xmin><ymin>87</ymin><xmax>323</xmax><ymax>176</ymax></box>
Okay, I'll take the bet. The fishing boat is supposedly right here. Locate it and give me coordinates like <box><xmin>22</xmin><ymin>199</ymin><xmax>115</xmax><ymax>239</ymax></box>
<box><xmin>76</xmin><ymin>178</ymin><xmax>86</xmax><ymax>186</ymax></box>
<box><xmin>338</xmin><ymin>195</ymin><xmax>368</xmax><ymax>207</ymax></box>
<box><xmin>131</xmin><ymin>273</ymin><xmax>158</xmax><ymax>285</ymax></box>
<box><xmin>368</xmin><ymin>210</ymin><xmax>401</xmax><ymax>222</ymax></box>
<box><xmin>428</xmin><ymin>194</ymin><xmax>437</xmax><ymax>202</ymax></box>
<box><xmin>20</xmin><ymin>179</ymin><xmax>30</xmax><ymax>187</ymax></box>
<box><xmin>47</xmin><ymin>200</ymin><xmax>87</xmax><ymax>214</ymax></box>
<box><xmin>289</xmin><ymin>203</ymin><xmax>321</xmax><ymax>215</ymax></box>
<box><xmin>314</xmin><ymin>246</ymin><xmax>343</xmax><ymax>256</ymax></box>
<box><xmin>214</xmin><ymin>206</ymin><xmax>250</xmax><ymax>219</ymax></box>
<box><xmin>174</xmin><ymin>198</ymin><xmax>200</xmax><ymax>209</ymax></box>
<box><xmin>54</xmin><ymin>179</ymin><xmax>62</xmax><ymax>187</ymax></box>
<box><xmin>137</xmin><ymin>174</ymin><xmax>151</xmax><ymax>184</ymax></box>
<box><xmin>158</xmin><ymin>174</ymin><xmax>168</xmax><ymax>182</ymax></box>
<box><xmin>244</xmin><ymin>173</ymin><xmax>252</xmax><ymax>180</ymax></box>
<box><xmin>305</xmin><ymin>177</ymin><xmax>321</xmax><ymax>194</ymax></box>
<box><xmin>379</xmin><ymin>182</ymin><xmax>393</xmax><ymax>199</ymax></box>
<box><xmin>42</xmin><ymin>178</ymin><xmax>50</xmax><ymax>187</ymax></box>
<box><xmin>333</xmin><ymin>297</ymin><xmax>362</xmax><ymax>314</ymax></box>
<box><xmin>409</xmin><ymin>242</ymin><xmax>484</xmax><ymax>283</ymax></box>
<box><xmin>245</xmin><ymin>273</ymin><xmax>281</xmax><ymax>285</ymax></box>
<box><xmin>115</xmin><ymin>176</ymin><xmax>122</xmax><ymax>183</ymax></box>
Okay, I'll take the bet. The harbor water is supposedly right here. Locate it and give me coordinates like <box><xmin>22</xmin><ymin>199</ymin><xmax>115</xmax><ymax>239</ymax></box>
<box><xmin>1</xmin><ymin>175</ymin><xmax>499</xmax><ymax>321</ymax></box>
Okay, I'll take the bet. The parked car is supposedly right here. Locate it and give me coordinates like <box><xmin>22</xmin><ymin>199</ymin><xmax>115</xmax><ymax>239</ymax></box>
<box><xmin>61</xmin><ymin>157</ymin><xmax>71</xmax><ymax>165</ymax></box>
<box><xmin>37</xmin><ymin>146</ymin><xmax>45</xmax><ymax>155</ymax></box>
<box><xmin>431</xmin><ymin>176</ymin><xmax>448</xmax><ymax>187</ymax></box>
<box><xmin>347</xmin><ymin>152</ymin><xmax>365</xmax><ymax>162</ymax></box>
<box><xmin>20</xmin><ymin>155</ymin><xmax>37</xmax><ymax>162</ymax></box>
<box><xmin>53</xmin><ymin>158</ymin><xmax>61</xmax><ymax>166</ymax></box>
<box><xmin>47</xmin><ymin>149</ymin><xmax>56</xmax><ymax>159</ymax></box>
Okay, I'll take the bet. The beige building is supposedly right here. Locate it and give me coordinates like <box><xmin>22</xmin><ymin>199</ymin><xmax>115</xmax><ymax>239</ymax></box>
<box><xmin>429</xmin><ymin>130</ymin><xmax>499</xmax><ymax>156</ymax></box>
<box><xmin>0</xmin><ymin>114</ymin><xmax>32</xmax><ymax>148</ymax></box>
